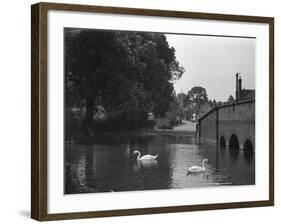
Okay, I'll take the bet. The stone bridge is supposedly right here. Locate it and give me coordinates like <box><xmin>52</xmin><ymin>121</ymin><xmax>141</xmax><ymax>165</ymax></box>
<box><xmin>198</xmin><ymin>99</ymin><xmax>255</xmax><ymax>151</ymax></box>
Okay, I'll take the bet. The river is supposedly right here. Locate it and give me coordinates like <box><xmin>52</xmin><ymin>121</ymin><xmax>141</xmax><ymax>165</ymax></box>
<box><xmin>65</xmin><ymin>123</ymin><xmax>255</xmax><ymax>194</ymax></box>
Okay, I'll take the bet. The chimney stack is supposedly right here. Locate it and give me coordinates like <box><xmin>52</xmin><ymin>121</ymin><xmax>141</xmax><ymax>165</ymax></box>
<box><xmin>238</xmin><ymin>76</ymin><xmax>242</xmax><ymax>91</ymax></box>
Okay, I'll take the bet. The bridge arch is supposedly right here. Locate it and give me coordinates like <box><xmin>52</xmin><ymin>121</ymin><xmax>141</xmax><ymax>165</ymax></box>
<box><xmin>243</xmin><ymin>139</ymin><xmax>253</xmax><ymax>151</ymax></box>
<box><xmin>229</xmin><ymin>134</ymin><xmax>239</xmax><ymax>148</ymax></box>
<box><xmin>219</xmin><ymin>136</ymin><xmax>226</xmax><ymax>148</ymax></box>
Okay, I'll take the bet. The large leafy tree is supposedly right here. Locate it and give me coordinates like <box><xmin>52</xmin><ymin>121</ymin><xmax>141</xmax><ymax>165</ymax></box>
<box><xmin>64</xmin><ymin>29</ymin><xmax>184</xmax><ymax>131</ymax></box>
<box><xmin>186</xmin><ymin>86</ymin><xmax>208</xmax><ymax>109</ymax></box>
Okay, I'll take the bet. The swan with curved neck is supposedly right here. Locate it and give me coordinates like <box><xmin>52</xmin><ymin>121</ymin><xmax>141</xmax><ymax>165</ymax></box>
<box><xmin>133</xmin><ymin>150</ymin><xmax>158</xmax><ymax>161</ymax></box>
<box><xmin>187</xmin><ymin>159</ymin><xmax>208</xmax><ymax>173</ymax></box>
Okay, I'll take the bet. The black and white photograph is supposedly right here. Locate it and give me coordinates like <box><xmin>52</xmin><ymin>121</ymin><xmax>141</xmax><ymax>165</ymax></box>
<box><xmin>64</xmin><ymin>28</ymin><xmax>255</xmax><ymax>194</ymax></box>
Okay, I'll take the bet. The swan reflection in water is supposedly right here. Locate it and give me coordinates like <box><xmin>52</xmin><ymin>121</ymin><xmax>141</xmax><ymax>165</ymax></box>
<box><xmin>132</xmin><ymin>159</ymin><xmax>158</xmax><ymax>172</ymax></box>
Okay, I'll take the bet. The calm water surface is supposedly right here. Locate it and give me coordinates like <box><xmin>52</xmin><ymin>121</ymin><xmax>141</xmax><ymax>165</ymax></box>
<box><xmin>65</xmin><ymin>131</ymin><xmax>255</xmax><ymax>194</ymax></box>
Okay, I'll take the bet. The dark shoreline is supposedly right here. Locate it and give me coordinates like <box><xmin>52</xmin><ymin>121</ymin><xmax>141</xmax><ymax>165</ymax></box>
<box><xmin>66</xmin><ymin>128</ymin><xmax>195</xmax><ymax>145</ymax></box>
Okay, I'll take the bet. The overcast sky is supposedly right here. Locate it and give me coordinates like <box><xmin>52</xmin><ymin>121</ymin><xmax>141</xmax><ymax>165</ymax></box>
<box><xmin>166</xmin><ymin>34</ymin><xmax>256</xmax><ymax>101</ymax></box>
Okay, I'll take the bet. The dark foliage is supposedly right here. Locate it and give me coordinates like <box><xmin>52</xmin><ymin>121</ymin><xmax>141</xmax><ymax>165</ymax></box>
<box><xmin>64</xmin><ymin>28</ymin><xmax>184</xmax><ymax>136</ymax></box>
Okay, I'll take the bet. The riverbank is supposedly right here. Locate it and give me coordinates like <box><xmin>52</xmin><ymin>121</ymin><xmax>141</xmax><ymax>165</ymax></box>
<box><xmin>154</xmin><ymin>121</ymin><xmax>196</xmax><ymax>134</ymax></box>
<box><xmin>66</xmin><ymin>121</ymin><xmax>196</xmax><ymax>144</ymax></box>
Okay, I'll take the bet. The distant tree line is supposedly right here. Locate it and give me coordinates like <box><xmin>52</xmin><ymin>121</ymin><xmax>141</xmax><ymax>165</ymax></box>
<box><xmin>65</xmin><ymin>29</ymin><xmax>184</xmax><ymax>136</ymax></box>
<box><xmin>175</xmin><ymin>87</ymin><xmax>236</xmax><ymax>121</ymax></box>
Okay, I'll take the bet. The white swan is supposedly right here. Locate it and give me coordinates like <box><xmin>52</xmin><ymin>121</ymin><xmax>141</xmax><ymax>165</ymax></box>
<box><xmin>187</xmin><ymin>159</ymin><xmax>208</xmax><ymax>173</ymax></box>
<box><xmin>133</xmin><ymin>150</ymin><xmax>158</xmax><ymax>161</ymax></box>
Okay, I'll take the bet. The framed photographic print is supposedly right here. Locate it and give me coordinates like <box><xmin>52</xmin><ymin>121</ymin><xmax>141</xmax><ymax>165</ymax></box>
<box><xmin>31</xmin><ymin>2</ymin><xmax>274</xmax><ymax>221</ymax></box>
